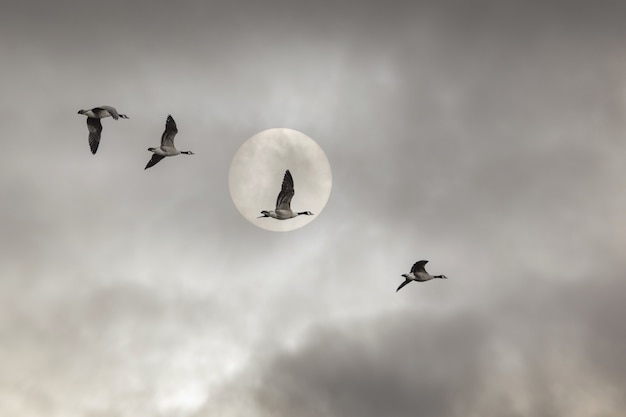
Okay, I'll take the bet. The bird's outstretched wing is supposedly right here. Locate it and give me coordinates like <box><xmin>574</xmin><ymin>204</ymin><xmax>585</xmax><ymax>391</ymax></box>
<box><xmin>145</xmin><ymin>154</ymin><xmax>166</xmax><ymax>169</ymax></box>
<box><xmin>410</xmin><ymin>260</ymin><xmax>429</xmax><ymax>274</ymax></box>
<box><xmin>275</xmin><ymin>169</ymin><xmax>295</xmax><ymax>210</ymax></box>
<box><xmin>161</xmin><ymin>115</ymin><xmax>178</xmax><ymax>148</ymax></box>
<box><xmin>87</xmin><ymin>117</ymin><xmax>103</xmax><ymax>154</ymax></box>
<box><xmin>100</xmin><ymin>105</ymin><xmax>120</xmax><ymax>120</ymax></box>
<box><xmin>396</xmin><ymin>278</ymin><xmax>412</xmax><ymax>292</ymax></box>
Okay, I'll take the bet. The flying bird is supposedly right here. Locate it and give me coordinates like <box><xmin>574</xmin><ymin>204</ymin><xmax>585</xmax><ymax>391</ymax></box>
<box><xmin>77</xmin><ymin>105</ymin><xmax>129</xmax><ymax>154</ymax></box>
<box><xmin>145</xmin><ymin>115</ymin><xmax>194</xmax><ymax>169</ymax></box>
<box><xmin>258</xmin><ymin>170</ymin><xmax>314</xmax><ymax>220</ymax></box>
<box><xmin>396</xmin><ymin>260</ymin><xmax>447</xmax><ymax>292</ymax></box>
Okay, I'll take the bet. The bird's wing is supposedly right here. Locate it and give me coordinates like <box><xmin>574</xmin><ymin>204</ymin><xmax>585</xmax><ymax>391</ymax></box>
<box><xmin>275</xmin><ymin>169</ymin><xmax>295</xmax><ymax>210</ymax></box>
<box><xmin>396</xmin><ymin>279</ymin><xmax>412</xmax><ymax>292</ymax></box>
<box><xmin>410</xmin><ymin>260</ymin><xmax>429</xmax><ymax>274</ymax></box>
<box><xmin>100</xmin><ymin>105</ymin><xmax>120</xmax><ymax>120</ymax></box>
<box><xmin>161</xmin><ymin>115</ymin><xmax>178</xmax><ymax>147</ymax></box>
<box><xmin>145</xmin><ymin>154</ymin><xmax>166</xmax><ymax>169</ymax></box>
<box><xmin>87</xmin><ymin>117</ymin><xmax>103</xmax><ymax>154</ymax></box>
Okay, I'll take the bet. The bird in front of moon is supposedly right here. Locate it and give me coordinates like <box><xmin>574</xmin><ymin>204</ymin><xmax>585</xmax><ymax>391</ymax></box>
<box><xmin>258</xmin><ymin>169</ymin><xmax>314</xmax><ymax>220</ymax></box>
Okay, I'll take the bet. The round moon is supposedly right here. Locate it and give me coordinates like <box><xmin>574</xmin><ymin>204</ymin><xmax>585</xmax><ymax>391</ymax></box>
<box><xmin>229</xmin><ymin>128</ymin><xmax>332</xmax><ymax>232</ymax></box>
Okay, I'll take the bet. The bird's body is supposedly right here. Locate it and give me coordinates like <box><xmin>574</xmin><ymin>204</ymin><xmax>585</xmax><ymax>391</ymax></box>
<box><xmin>396</xmin><ymin>260</ymin><xmax>447</xmax><ymax>292</ymax></box>
<box><xmin>145</xmin><ymin>115</ymin><xmax>194</xmax><ymax>169</ymax></box>
<box><xmin>259</xmin><ymin>170</ymin><xmax>314</xmax><ymax>220</ymax></box>
<box><xmin>77</xmin><ymin>105</ymin><xmax>129</xmax><ymax>154</ymax></box>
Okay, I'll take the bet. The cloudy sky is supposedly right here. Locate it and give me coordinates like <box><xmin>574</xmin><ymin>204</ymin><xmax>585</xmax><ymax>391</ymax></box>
<box><xmin>1</xmin><ymin>0</ymin><xmax>625</xmax><ymax>416</ymax></box>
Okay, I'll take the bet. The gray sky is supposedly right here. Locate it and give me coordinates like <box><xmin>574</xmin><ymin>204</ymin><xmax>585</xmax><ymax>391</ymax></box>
<box><xmin>1</xmin><ymin>0</ymin><xmax>625</xmax><ymax>416</ymax></box>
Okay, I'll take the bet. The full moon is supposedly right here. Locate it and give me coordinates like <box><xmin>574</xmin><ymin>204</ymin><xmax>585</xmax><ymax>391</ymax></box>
<box><xmin>229</xmin><ymin>128</ymin><xmax>332</xmax><ymax>232</ymax></box>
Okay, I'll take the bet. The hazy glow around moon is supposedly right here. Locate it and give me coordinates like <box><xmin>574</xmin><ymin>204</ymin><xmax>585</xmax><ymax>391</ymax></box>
<box><xmin>229</xmin><ymin>128</ymin><xmax>332</xmax><ymax>232</ymax></box>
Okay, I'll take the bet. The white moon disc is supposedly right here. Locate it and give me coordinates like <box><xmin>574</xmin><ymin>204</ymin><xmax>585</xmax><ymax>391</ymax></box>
<box><xmin>229</xmin><ymin>128</ymin><xmax>332</xmax><ymax>232</ymax></box>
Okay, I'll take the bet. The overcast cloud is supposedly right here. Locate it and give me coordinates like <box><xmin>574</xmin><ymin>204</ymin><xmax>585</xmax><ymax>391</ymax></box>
<box><xmin>1</xmin><ymin>1</ymin><xmax>625</xmax><ymax>416</ymax></box>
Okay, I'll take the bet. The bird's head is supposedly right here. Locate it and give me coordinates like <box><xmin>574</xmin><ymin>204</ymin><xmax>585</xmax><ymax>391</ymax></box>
<box><xmin>436</xmin><ymin>275</ymin><xmax>448</xmax><ymax>279</ymax></box>
<box><xmin>298</xmin><ymin>211</ymin><xmax>314</xmax><ymax>216</ymax></box>
<box><xmin>181</xmin><ymin>151</ymin><xmax>195</xmax><ymax>155</ymax></box>
<box><xmin>258</xmin><ymin>211</ymin><xmax>270</xmax><ymax>218</ymax></box>
<box><xmin>77</xmin><ymin>109</ymin><xmax>87</xmax><ymax>115</ymax></box>
<box><xmin>401</xmin><ymin>273</ymin><xmax>409</xmax><ymax>279</ymax></box>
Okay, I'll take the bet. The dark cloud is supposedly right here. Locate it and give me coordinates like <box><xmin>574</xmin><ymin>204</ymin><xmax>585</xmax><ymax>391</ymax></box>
<box><xmin>201</xmin><ymin>268</ymin><xmax>626</xmax><ymax>417</ymax></box>
<box><xmin>252</xmin><ymin>316</ymin><xmax>487</xmax><ymax>417</ymax></box>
